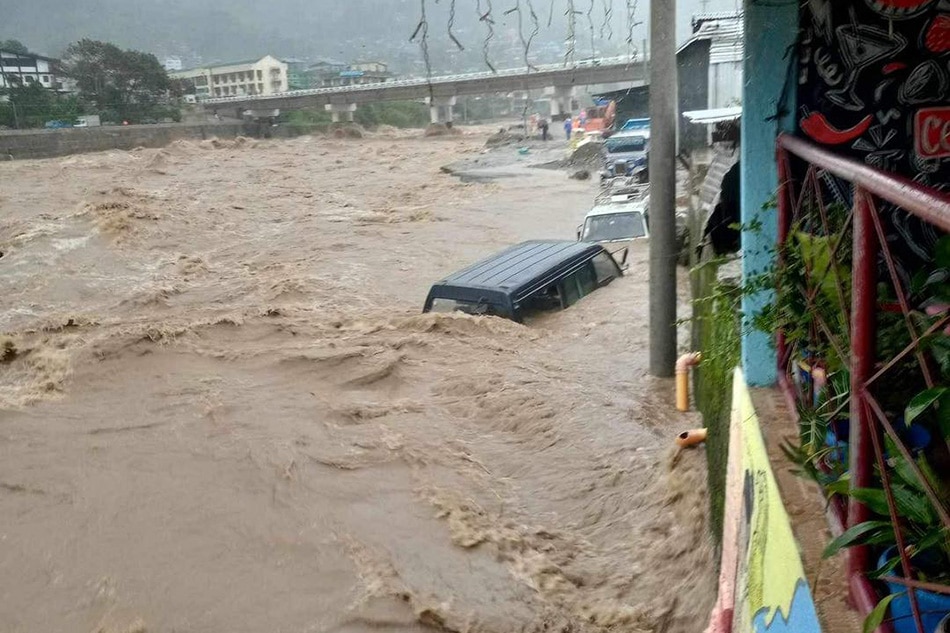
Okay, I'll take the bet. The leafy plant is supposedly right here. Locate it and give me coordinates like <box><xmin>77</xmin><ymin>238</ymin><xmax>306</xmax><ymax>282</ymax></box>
<box><xmin>822</xmin><ymin>444</ymin><xmax>950</xmax><ymax>633</ymax></box>
<box><xmin>823</xmin><ymin>446</ymin><xmax>950</xmax><ymax>585</ymax></box>
<box><xmin>863</xmin><ymin>593</ymin><xmax>899</xmax><ymax>633</ymax></box>
<box><xmin>691</xmin><ymin>260</ymin><xmax>742</xmax><ymax>543</ymax></box>
<box><xmin>780</xmin><ymin>371</ymin><xmax>850</xmax><ymax>488</ymax></box>
<box><xmin>750</xmin><ymin>208</ymin><xmax>852</xmax><ymax>374</ymax></box>
<box><xmin>906</xmin><ymin>388</ymin><xmax>950</xmax><ymax>441</ymax></box>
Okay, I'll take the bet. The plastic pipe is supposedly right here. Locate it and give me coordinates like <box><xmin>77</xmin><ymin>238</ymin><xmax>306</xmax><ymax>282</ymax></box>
<box><xmin>675</xmin><ymin>352</ymin><xmax>702</xmax><ymax>412</ymax></box>
<box><xmin>676</xmin><ymin>428</ymin><xmax>708</xmax><ymax>448</ymax></box>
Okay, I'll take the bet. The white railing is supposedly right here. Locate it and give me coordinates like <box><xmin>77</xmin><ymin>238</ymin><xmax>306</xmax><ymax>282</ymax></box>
<box><xmin>200</xmin><ymin>55</ymin><xmax>642</xmax><ymax>105</ymax></box>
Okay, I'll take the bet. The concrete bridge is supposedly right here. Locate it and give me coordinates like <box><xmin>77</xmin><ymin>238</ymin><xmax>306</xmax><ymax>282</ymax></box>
<box><xmin>201</xmin><ymin>56</ymin><xmax>646</xmax><ymax>123</ymax></box>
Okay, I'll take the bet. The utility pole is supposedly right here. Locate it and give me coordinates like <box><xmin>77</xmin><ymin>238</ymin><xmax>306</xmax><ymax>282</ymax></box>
<box><xmin>648</xmin><ymin>0</ymin><xmax>677</xmax><ymax>377</ymax></box>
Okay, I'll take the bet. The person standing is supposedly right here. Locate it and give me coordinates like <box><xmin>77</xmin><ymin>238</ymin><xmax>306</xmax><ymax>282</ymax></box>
<box><xmin>563</xmin><ymin>116</ymin><xmax>573</xmax><ymax>141</ymax></box>
<box><xmin>539</xmin><ymin>117</ymin><xmax>549</xmax><ymax>141</ymax></box>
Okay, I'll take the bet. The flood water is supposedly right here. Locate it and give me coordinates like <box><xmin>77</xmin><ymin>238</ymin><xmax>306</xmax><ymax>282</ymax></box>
<box><xmin>0</xmin><ymin>129</ymin><xmax>715</xmax><ymax>633</ymax></box>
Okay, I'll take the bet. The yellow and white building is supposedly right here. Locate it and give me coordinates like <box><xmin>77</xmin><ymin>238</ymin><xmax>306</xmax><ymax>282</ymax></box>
<box><xmin>170</xmin><ymin>55</ymin><xmax>289</xmax><ymax>100</ymax></box>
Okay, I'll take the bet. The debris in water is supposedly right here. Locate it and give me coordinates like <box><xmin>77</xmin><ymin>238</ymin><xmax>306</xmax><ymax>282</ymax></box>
<box><xmin>0</xmin><ymin>337</ymin><xmax>17</xmax><ymax>363</ymax></box>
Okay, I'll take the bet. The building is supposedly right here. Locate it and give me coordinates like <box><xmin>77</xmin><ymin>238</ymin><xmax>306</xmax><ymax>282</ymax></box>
<box><xmin>0</xmin><ymin>49</ymin><xmax>70</xmax><ymax>93</ymax></box>
<box><xmin>169</xmin><ymin>55</ymin><xmax>289</xmax><ymax>100</ymax></box>
<box><xmin>283</xmin><ymin>58</ymin><xmax>310</xmax><ymax>91</ymax></box>
<box><xmin>164</xmin><ymin>56</ymin><xmax>183</xmax><ymax>72</ymax></box>
<box><xmin>675</xmin><ymin>12</ymin><xmax>743</xmax><ymax>150</ymax></box>
<box><xmin>311</xmin><ymin>60</ymin><xmax>392</xmax><ymax>88</ymax></box>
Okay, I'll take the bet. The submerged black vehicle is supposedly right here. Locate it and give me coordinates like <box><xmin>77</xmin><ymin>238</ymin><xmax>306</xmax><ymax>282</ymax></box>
<box><xmin>423</xmin><ymin>240</ymin><xmax>626</xmax><ymax>323</ymax></box>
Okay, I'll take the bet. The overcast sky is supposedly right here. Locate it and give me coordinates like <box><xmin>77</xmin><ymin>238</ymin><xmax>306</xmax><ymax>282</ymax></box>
<box><xmin>1</xmin><ymin>0</ymin><xmax>743</xmax><ymax>69</ymax></box>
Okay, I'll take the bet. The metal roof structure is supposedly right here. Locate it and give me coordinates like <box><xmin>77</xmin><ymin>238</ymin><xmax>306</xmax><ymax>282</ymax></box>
<box><xmin>683</xmin><ymin>106</ymin><xmax>743</xmax><ymax>125</ymax></box>
<box><xmin>677</xmin><ymin>12</ymin><xmax>744</xmax><ymax>65</ymax></box>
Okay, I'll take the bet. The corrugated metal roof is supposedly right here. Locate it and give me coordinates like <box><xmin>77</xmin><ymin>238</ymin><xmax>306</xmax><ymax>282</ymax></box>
<box><xmin>678</xmin><ymin>12</ymin><xmax>744</xmax><ymax>64</ymax></box>
<box><xmin>700</xmin><ymin>146</ymin><xmax>740</xmax><ymax>217</ymax></box>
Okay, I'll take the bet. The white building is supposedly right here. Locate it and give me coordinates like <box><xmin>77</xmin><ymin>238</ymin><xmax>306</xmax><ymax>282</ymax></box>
<box><xmin>0</xmin><ymin>49</ymin><xmax>70</xmax><ymax>92</ymax></box>
<box><xmin>169</xmin><ymin>55</ymin><xmax>289</xmax><ymax>100</ymax></box>
<box><xmin>164</xmin><ymin>56</ymin><xmax>183</xmax><ymax>72</ymax></box>
<box><xmin>679</xmin><ymin>12</ymin><xmax>744</xmax><ymax>109</ymax></box>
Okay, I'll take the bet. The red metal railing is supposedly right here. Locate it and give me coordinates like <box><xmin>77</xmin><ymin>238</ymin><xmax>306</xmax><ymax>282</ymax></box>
<box><xmin>775</xmin><ymin>133</ymin><xmax>950</xmax><ymax>633</ymax></box>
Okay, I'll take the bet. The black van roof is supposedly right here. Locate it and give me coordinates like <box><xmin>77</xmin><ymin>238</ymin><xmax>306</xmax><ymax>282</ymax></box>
<box><xmin>430</xmin><ymin>240</ymin><xmax>604</xmax><ymax>302</ymax></box>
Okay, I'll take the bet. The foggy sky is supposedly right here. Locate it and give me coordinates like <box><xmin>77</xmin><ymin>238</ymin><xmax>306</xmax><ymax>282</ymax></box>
<box><xmin>1</xmin><ymin>0</ymin><xmax>743</xmax><ymax>69</ymax></box>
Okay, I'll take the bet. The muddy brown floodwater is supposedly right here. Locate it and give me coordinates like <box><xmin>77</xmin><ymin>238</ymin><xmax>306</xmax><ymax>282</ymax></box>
<box><xmin>0</xmin><ymin>128</ymin><xmax>715</xmax><ymax>633</ymax></box>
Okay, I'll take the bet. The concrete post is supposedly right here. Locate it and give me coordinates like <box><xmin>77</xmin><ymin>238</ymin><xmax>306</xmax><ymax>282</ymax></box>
<box><xmin>426</xmin><ymin>96</ymin><xmax>457</xmax><ymax>124</ymax></box>
<box><xmin>546</xmin><ymin>86</ymin><xmax>574</xmax><ymax>119</ymax></box>
<box><xmin>739</xmin><ymin>0</ymin><xmax>798</xmax><ymax>386</ymax></box>
<box><xmin>648</xmin><ymin>0</ymin><xmax>677</xmax><ymax>377</ymax></box>
<box><xmin>325</xmin><ymin>103</ymin><xmax>357</xmax><ymax>124</ymax></box>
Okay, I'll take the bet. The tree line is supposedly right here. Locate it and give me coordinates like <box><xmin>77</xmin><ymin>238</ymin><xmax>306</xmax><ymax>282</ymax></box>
<box><xmin>1</xmin><ymin>38</ymin><xmax>180</xmax><ymax>129</ymax></box>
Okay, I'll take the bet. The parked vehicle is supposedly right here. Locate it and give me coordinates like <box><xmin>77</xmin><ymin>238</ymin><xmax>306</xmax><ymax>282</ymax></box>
<box><xmin>44</xmin><ymin>120</ymin><xmax>73</xmax><ymax>129</ymax></box>
<box><xmin>601</xmin><ymin>131</ymin><xmax>650</xmax><ymax>178</ymax></box>
<box><xmin>596</xmin><ymin>179</ymin><xmax>650</xmax><ymax>204</ymax></box>
<box><xmin>619</xmin><ymin>118</ymin><xmax>651</xmax><ymax>135</ymax></box>
<box><xmin>423</xmin><ymin>240</ymin><xmax>627</xmax><ymax>323</ymax></box>
<box><xmin>578</xmin><ymin>203</ymin><xmax>650</xmax><ymax>244</ymax></box>
<box><xmin>75</xmin><ymin>115</ymin><xmax>101</xmax><ymax>128</ymax></box>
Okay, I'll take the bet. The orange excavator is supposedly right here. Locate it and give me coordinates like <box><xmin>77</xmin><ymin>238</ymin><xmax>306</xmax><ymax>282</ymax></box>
<box><xmin>572</xmin><ymin>100</ymin><xmax>616</xmax><ymax>136</ymax></box>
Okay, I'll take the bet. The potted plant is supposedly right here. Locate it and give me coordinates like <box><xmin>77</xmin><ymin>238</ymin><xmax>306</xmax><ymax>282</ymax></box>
<box><xmin>824</xmin><ymin>445</ymin><xmax>950</xmax><ymax>633</ymax></box>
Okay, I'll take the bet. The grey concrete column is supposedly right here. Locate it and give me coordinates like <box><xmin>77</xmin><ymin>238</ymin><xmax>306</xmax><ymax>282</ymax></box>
<box><xmin>325</xmin><ymin>103</ymin><xmax>357</xmax><ymax>123</ymax></box>
<box><xmin>648</xmin><ymin>0</ymin><xmax>677</xmax><ymax>377</ymax></box>
<box><xmin>426</xmin><ymin>96</ymin><xmax>457</xmax><ymax>124</ymax></box>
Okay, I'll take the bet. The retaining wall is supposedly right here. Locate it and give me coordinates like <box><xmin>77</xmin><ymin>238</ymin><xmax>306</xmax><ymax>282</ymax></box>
<box><xmin>0</xmin><ymin>123</ymin><xmax>247</xmax><ymax>160</ymax></box>
<box><xmin>705</xmin><ymin>368</ymin><xmax>823</xmax><ymax>633</ymax></box>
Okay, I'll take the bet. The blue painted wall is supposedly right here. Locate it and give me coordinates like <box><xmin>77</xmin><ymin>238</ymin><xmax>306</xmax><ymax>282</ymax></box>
<box><xmin>740</xmin><ymin>1</ymin><xmax>799</xmax><ymax>386</ymax></box>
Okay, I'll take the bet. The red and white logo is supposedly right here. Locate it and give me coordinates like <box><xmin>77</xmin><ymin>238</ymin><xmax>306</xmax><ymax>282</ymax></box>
<box><xmin>915</xmin><ymin>107</ymin><xmax>950</xmax><ymax>159</ymax></box>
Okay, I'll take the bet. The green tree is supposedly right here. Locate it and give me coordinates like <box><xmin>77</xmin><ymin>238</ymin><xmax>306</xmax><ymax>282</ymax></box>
<box><xmin>0</xmin><ymin>82</ymin><xmax>81</xmax><ymax>129</ymax></box>
<box><xmin>61</xmin><ymin>39</ymin><xmax>174</xmax><ymax>123</ymax></box>
<box><xmin>0</xmin><ymin>40</ymin><xmax>29</xmax><ymax>54</ymax></box>
<box><xmin>355</xmin><ymin>101</ymin><xmax>430</xmax><ymax>128</ymax></box>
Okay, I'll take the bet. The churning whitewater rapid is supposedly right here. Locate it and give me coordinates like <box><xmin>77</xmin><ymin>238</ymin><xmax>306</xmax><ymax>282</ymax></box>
<box><xmin>0</xmin><ymin>128</ymin><xmax>714</xmax><ymax>633</ymax></box>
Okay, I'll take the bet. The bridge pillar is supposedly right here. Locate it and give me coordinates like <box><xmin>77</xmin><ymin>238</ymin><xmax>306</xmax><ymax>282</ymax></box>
<box><xmin>426</xmin><ymin>96</ymin><xmax>456</xmax><ymax>124</ymax></box>
<box><xmin>546</xmin><ymin>86</ymin><xmax>575</xmax><ymax>119</ymax></box>
<box><xmin>325</xmin><ymin>103</ymin><xmax>357</xmax><ymax>123</ymax></box>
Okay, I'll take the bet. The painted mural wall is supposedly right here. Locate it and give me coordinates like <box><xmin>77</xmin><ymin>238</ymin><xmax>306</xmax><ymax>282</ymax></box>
<box><xmin>707</xmin><ymin>369</ymin><xmax>823</xmax><ymax>633</ymax></box>
<box><xmin>799</xmin><ymin>0</ymin><xmax>950</xmax><ymax>188</ymax></box>
<box><xmin>798</xmin><ymin>0</ymin><xmax>947</xmax><ymax>291</ymax></box>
